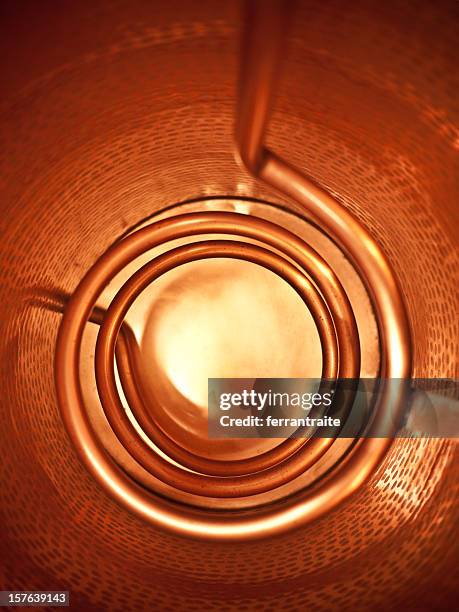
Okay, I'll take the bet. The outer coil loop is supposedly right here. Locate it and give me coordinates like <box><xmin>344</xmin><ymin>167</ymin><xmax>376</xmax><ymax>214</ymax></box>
<box><xmin>55</xmin><ymin>211</ymin><xmax>410</xmax><ymax>540</ymax></box>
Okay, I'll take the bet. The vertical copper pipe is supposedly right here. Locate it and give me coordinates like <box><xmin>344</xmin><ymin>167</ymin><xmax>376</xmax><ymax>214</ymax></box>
<box><xmin>236</xmin><ymin>0</ymin><xmax>291</xmax><ymax>172</ymax></box>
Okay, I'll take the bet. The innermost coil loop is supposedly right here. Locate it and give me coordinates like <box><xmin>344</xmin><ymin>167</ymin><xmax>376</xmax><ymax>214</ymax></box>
<box><xmin>96</xmin><ymin>239</ymin><xmax>334</xmax><ymax>496</ymax></box>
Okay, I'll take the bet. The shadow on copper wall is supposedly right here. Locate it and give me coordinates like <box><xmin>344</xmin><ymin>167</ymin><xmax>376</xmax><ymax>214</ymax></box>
<box><xmin>0</xmin><ymin>0</ymin><xmax>458</xmax><ymax>610</ymax></box>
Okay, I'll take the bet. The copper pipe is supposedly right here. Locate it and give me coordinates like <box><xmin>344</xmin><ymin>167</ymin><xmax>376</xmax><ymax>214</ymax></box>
<box><xmin>54</xmin><ymin>212</ymin><xmax>385</xmax><ymax>539</ymax></box>
<box><xmin>236</xmin><ymin>0</ymin><xmax>291</xmax><ymax>172</ymax></box>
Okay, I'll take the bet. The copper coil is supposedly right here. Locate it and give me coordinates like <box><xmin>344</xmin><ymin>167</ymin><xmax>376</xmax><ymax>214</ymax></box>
<box><xmin>50</xmin><ymin>0</ymin><xmax>412</xmax><ymax>540</ymax></box>
<box><xmin>55</xmin><ymin>199</ymin><xmax>408</xmax><ymax>536</ymax></box>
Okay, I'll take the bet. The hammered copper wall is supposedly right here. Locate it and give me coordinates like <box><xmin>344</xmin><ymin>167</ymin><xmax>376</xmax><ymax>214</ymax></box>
<box><xmin>1</xmin><ymin>0</ymin><xmax>458</xmax><ymax>610</ymax></box>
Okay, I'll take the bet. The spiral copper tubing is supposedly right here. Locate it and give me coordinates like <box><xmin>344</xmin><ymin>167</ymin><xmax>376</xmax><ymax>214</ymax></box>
<box><xmin>54</xmin><ymin>0</ymin><xmax>412</xmax><ymax>539</ymax></box>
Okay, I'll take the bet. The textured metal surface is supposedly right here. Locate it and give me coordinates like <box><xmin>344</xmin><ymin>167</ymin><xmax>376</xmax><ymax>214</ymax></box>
<box><xmin>1</xmin><ymin>0</ymin><xmax>458</xmax><ymax>609</ymax></box>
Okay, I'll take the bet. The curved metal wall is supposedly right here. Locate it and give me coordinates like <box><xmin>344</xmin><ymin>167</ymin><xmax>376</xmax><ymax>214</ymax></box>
<box><xmin>0</xmin><ymin>1</ymin><xmax>458</xmax><ymax>609</ymax></box>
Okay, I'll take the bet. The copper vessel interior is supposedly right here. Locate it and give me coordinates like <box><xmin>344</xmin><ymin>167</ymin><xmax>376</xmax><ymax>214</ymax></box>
<box><xmin>1</xmin><ymin>0</ymin><xmax>458</xmax><ymax>609</ymax></box>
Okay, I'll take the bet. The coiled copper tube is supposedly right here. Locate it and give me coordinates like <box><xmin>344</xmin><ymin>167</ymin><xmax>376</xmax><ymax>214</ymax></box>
<box><xmin>53</xmin><ymin>1</ymin><xmax>411</xmax><ymax>539</ymax></box>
